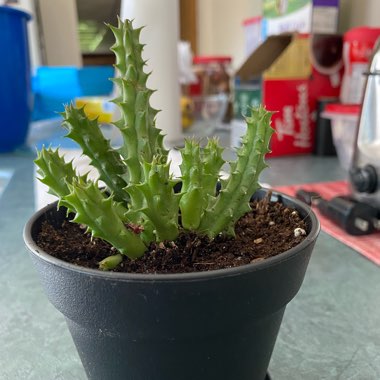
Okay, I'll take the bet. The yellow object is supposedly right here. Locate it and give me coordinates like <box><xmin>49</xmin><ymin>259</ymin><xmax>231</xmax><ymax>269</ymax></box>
<box><xmin>264</xmin><ymin>35</ymin><xmax>311</xmax><ymax>80</ymax></box>
<box><xmin>180</xmin><ymin>96</ymin><xmax>194</xmax><ymax>129</ymax></box>
<box><xmin>75</xmin><ymin>97</ymin><xmax>114</xmax><ymax>123</ymax></box>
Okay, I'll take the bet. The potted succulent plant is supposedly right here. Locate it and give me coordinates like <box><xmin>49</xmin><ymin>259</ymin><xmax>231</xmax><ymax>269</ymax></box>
<box><xmin>24</xmin><ymin>19</ymin><xmax>320</xmax><ymax>380</ymax></box>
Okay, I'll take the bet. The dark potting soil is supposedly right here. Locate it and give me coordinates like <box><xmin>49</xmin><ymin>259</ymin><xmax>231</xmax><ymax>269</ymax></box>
<box><xmin>36</xmin><ymin>195</ymin><xmax>308</xmax><ymax>274</ymax></box>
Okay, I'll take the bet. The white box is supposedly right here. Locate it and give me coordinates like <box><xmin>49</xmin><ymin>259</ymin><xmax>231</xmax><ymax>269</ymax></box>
<box><xmin>262</xmin><ymin>0</ymin><xmax>339</xmax><ymax>38</ymax></box>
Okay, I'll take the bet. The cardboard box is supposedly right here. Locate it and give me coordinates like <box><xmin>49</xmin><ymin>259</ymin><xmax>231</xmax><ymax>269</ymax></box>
<box><xmin>233</xmin><ymin>33</ymin><xmax>343</xmax><ymax>156</ymax></box>
<box><xmin>262</xmin><ymin>0</ymin><xmax>339</xmax><ymax>37</ymax></box>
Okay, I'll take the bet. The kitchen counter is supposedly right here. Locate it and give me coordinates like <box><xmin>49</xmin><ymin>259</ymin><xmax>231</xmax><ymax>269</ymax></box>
<box><xmin>1</xmin><ymin>125</ymin><xmax>379</xmax><ymax>380</ymax></box>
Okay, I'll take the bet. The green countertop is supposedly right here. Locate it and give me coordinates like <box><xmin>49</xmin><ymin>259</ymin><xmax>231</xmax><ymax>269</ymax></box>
<box><xmin>1</xmin><ymin>139</ymin><xmax>379</xmax><ymax>379</ymax></box>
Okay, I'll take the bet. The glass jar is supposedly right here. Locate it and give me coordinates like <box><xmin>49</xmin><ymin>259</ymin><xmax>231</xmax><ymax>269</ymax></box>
<box><xmin>189</xmin><ymin>56</ymin><xmax>233</xmax><ymax>122</ymax></box>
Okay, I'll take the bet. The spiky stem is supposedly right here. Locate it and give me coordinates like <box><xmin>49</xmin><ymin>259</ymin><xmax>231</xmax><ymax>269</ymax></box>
<box><xmin>35</xmin><ymin>147</ymin><xmax>80</xmax><ymax>199</ymax></box>
<box><xmin>197</xmin><ymin>106</ymin><xmax>274</xmax><ymax>238</ymax></box>
<box><xmin>62</xmin><ymin>105</ymin><xmax>129</xmax><ymax>205</ymax></box>
<box><xmin>127</xmin><ymin>156</ymin><xmax>180</xmax><ymax>242</ymax></box>
<box><xmin>179</xmin><ymin>138</ymin><xmax>224</xmax><ymax>230</ymax></box>
<box><xmin>109</xmin><ymin>18</ymin><xmax>167</xmax><ymax>184</ymax></box>
<box><xmin>35</xmin><ymin>147</ymin><xmax>88</xmax><ymax>212</ymax></box>
<box><xmin>64</xmin><ymin>181</ymin><xmax>146</xmax><ymax>259</ymax></box>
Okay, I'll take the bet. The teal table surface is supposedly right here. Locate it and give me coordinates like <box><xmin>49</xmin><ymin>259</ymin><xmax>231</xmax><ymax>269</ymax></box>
<box><xmin>1</xmin><ymin>130</ymin><xmax>379</xmax><ymax>380</ymax></box>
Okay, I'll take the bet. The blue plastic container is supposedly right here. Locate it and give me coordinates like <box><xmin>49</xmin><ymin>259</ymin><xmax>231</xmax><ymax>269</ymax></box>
<box><xmin>0</xmin><ymin>6</ymin><xmax>31</xmax><ymax>152</ymax></box>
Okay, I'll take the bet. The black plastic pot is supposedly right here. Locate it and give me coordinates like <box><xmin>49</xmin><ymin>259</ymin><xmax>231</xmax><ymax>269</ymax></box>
<box><xmin>24</xmin><ymin>190</ymin><xmax>319</xmax><ymax>380</ymax></box>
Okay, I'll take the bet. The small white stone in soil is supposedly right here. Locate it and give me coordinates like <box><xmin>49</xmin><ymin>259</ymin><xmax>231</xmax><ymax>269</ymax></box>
<box><xmin>294</xmin><ymin>227</ymin><xmax>306</xmax><ymax>237</ymax></box>
<box><xmin>254</xmin><ymin>238</ymin><xmax>264</xmax><ymax>244</ymax></box>
<box><xmin>269</xmin><ymin>221</ymin><xmax>275</xmax><ymax>226</ymax></box>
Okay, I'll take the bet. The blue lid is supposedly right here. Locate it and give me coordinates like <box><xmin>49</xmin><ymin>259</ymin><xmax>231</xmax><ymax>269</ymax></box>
<box><xmin>0</xmin><ymin>5</ymin><xmax>32</xmax><ymax>21</ymax></box>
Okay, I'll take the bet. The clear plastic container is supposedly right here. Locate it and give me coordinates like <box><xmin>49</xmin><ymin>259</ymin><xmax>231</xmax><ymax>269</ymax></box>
<box><xmin>322</xmin><ymin>104</ymin><xmax>360</xmax><ymax>170</ymax></box>
<box><xmin>181</xmin><ymin>93</ymin><xmax>228</xmax><ymax>137</ymax></box>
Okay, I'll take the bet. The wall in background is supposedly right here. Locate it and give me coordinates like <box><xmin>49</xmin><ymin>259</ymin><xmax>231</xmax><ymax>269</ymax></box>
<box><xmin>17</xmin><ymin>0</ymin><xmax>41</xmax><ymax>70</ymax></box>
<box><xmin>38</xmin><ymin>0</ymin><xmax>82</xmax><ymax>66</ymax></box>
<box><xmin>339</xmin><ymin>0</ymin><xmax>380</xmax><ymax>32</ymax></box>
<box><xmin>197</xmin><ymin>0</ymin><xmax>261</xmax><ymax>70</ymax></box>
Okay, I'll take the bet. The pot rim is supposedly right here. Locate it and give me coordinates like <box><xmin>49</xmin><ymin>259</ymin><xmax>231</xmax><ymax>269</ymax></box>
<box><xmin>23</xmin><ymin>189</ymin><xmax>320</xmax><ymax>283</ymax></box>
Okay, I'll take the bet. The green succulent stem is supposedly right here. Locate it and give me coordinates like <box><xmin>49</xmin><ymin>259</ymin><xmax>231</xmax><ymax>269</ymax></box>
<box><xmin>35</xmin><ymin>147</ymin><xmax>79</xmax><ymax>199</ymax></box>
<box><xmin>127</xmin><ymin>157</ymin><xmax>180</xmax><ymax>242</ymax></box>
<box><xmin>64</xmin><ymin>181</ymin><xmax>146</xmax><ymax>259</ymax></box>
<box><xmin>61</xmin><ymin>105</ymin><xmax>129</xmax><ymax>205</ymax></box>
<box><xmin>35</xmin><ymin>147</ymin><xmax>87</xmax><ymax>212</ymax></box>
<box><xmin>197</xmin><ymin>106</ymin><xmax>274</xmax><ymax>238</ymax></box>
<box><xmin>179</xmin><ymin>138</ymin><xmax>225</xmax><ymax>230</ymax></box>
<box><xmin>99</xmin><ymin>254</ymin><xmax>123</xmax><ymax>271</ymax></box>
<box><xmin>109</xmin><ymin>18</ymin><xmax>167</xmax><ymax>184</ymax></box>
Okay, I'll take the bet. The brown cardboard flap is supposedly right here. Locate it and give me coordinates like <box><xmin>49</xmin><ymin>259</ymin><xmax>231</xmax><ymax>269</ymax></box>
<box><xmin>236</xmin><ymin>34</ymin><xmax>293</xmax><ymax>81</ymax></box>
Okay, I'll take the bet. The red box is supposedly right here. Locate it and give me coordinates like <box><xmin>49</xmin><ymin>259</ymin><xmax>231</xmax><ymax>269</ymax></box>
<box><xmin>235</xmin><ymin>33</ymin><xmax>343</xmax><ymax>156</ymax></box>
